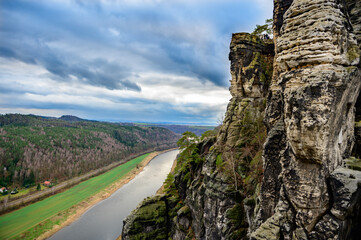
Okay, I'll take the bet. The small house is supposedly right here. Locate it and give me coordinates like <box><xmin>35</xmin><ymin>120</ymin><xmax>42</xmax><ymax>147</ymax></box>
<box><xmin>44</xmin><ymin>181</ymin><xmax>51</xmax><ymax>186</ymax></box>
<box><xmin>10</xmin><ymin>188</ymin><xmax>18</xmax><ymax>194</ymax></box>
<box><xmin>0</xmin><ymin>187</ymin><xmax>6</xmax><ymax>193</ymax></box>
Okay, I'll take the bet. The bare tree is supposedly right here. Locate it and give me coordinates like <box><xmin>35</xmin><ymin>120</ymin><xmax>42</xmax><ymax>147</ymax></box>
<box><xmin>224</xmin><ymin>147</ymin><xmax>240</xmax><ymax>191</ymax></box>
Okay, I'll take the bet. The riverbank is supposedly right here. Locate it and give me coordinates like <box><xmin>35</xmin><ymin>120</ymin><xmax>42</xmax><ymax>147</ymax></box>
<box><xmin>37</xmin><ymin>148</ymin><xmax>177</xmax><ymax>240</ymax></box>
<box><xmin>0</xmin><ymin>149</ymin><xmax>177</xmax><ymax>240</ymax></box>
<box><xmin>1</xmin><ymin>146</ymin><xmax>174</xmax><ymax>215</ymax></box>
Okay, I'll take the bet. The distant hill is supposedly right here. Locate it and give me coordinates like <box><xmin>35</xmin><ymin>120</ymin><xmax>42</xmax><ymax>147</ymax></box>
<box><xmin>0</xmin><ymin>114</ymin><xmax>178</xmax><ymax>187</ymax></box>
<box><xmin>134</xmin><ymin>123</ymin><xmax>216</xmax><ymax>136</ymax></box>
<box><xmin>58</xmin><ymin>115</ymin><xmax>87</xmax><ymax>122</ymax></box>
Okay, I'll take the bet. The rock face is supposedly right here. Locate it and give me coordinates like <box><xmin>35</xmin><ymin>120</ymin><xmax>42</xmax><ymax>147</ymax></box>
<box><xmin>217</xmin><ymin>33</ymin><xmax>273</xmax><ymax>150</ymax></box>
<box><xmin>122</xmin><ymin>0</ymin><xmax>361</xmax><ymax>239</ymax></box>
<box><xmin>122</xmin><ymin>140</ymin><xmax>244</xmax><ymax>240</ymax></box>
<box><xmin>252</xmin><ymin>0</ymin><xmax>361</xmax><ymax>239</ymax></box>
<box><xmin>122</xmin><ymin>195</ymin><xmax>170</xmax><ymax>240</ymax></box>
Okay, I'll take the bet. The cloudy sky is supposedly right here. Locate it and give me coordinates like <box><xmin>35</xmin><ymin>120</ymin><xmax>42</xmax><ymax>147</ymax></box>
<box><xmin>0</xmin><ymin>0</ymin><xmax>272</xmax><ymax>125</ymax></box>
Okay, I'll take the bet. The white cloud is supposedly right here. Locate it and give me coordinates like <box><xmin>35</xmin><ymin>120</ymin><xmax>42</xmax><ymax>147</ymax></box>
<box><xmin>0</xmin><ymin>57</ymin><xmax>231</xmax><ymax>123</ymax></box>
<box><xmin>108</xmin><ymin>27</ymin><xmax>120</xmax><ymax>36</ymax></box>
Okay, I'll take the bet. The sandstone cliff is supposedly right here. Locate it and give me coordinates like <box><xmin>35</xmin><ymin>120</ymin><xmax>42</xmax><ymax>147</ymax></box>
<box><xmin>252</xmin><ymin>0</ymin><xmax>361</xmax><ymax>239</ymax></box>
<box><xmin>121</xmin><ymin>1</ymin><xmax>361</xmax><ymax>239</ymax></box>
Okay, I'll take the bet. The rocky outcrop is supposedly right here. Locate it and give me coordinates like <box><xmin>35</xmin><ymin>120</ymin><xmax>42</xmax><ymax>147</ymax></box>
<box><xmin>122</xmin><ymin>195</ymin><xmax>170</xmax><ymax>240</ymax></box>
<box><xmin>346</xmin><ymin>0</ymin><xmax>361</xmax><ymax>46</ymax></box>
<box><xmin>252</xmin><ymin>0</ymin><xmax>361</xmax><ymax>239</ymax></box>
<box><xmin>217</xmin><ymin>33</ymin><xmax>273</xmax><ymax>150</ymax></box>
<box><xmin>174</xmin><ymin>152</ymin><xmax>244</xmax><ymax>240</ymax></box>
<box><xmin>273</xmin><ymin>0</ymin><xmax>294</xmax><ymax>38</ymax></box>
<box><xmin>353</xmin><ymin>123</ymin><xmax>361</xmax><ymax>158</ymax></box>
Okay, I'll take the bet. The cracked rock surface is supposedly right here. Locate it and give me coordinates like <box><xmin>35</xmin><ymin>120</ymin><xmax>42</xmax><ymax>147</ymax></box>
<box><xmin>252</xmin><ymin>0</ymin><xmax>361</xmax><ymax>239</ymax></box>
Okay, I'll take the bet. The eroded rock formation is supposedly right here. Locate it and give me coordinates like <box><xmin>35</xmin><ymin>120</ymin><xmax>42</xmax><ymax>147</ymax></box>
<box><xmin>252</xmin><ymin>0</ymin><xmax>361</xmax><ymax>239</ymax></box>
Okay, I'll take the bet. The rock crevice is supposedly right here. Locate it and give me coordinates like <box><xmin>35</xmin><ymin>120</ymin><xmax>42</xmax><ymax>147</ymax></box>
<box><xmin>253</xmin><ymin>0</ymin><xmax>361</xmax><ymax>239</ymax></box>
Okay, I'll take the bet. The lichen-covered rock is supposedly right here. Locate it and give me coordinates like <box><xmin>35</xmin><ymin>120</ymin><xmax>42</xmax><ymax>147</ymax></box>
<box><xmin>252</xmin><ymin>189</ymin><xmax>295</xmax><ymax>240</ymax></box>
<box><xmin>253</xmin><ymin>119</ymin><xmax>284</xmax><ymax>226</ymax></box>
<box><xmin>171</xmin><ymin>33</ymin><xmax>274</xmax><ymax>240</ymax></box>
<box><xmin>307</xmin><ymin>168</ymin><xmax>361</xmax><ymax>240</ymax></box>
<box><xmin>228</xmin><ymin>33</ymin><xmax>273</xmax><ymax>98</ymax></box>
<box><xmin>353</xmin><ymin>124</ymin><xmax>361</xmax><ymax>158</ymax></box>
<box><xmin>273</xmin><ymin>0</ymin><xmax>294</xmax><ymax>38</ymax></box>
<box><xmin>329</xmin><ymin>168</ymin><xmax>361</xmax><ymax>221</ymax></box>
<box><xmin>217</xmin><ymin>32</ymin><xmax>273</xmax><ymax>157</ymax></box>
<box><xmin>254</xmin><ymin>0</ymin><xmax>361</xmax><ymax>238</ymax></box>
<box><xmin>122</xmin><ymin>195</ymin><xmax>170</xmax><ymax>240</ymax></box>
<box><xmin>173</xmin><ymin>148</ymin><xmax>247</xmax><ymax>240</ymax></box>
<box><xmin>346</xmin><ymin>0</ymin><xmax>361</xmax><ymax>48</ymax></box>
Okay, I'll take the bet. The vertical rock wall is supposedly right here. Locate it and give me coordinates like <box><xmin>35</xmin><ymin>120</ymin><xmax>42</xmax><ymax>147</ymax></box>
<box><xmin>252</xmin><ymin>0</ymin><xmax>361</xmax><ymax>239</ymax></box>
<box><xmin>217</xmin><ymin>33</ymin><xmax>274</xmax><ymax>151</ymax></box>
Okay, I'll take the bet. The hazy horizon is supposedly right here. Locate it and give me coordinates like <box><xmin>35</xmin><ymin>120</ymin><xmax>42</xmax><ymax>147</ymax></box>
<box><xmin>1</xmin><ymin>112</ymin><xmax>218</xmax><ymax>126</ymax></box>
<box><xmin>0</xmin><ymin>0</ymin><xmax>272</xmax><ymax>125</ymax></box>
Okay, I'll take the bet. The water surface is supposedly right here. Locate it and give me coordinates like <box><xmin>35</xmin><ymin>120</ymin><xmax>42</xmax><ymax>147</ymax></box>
<box><xmin>49</xmin><ymin>150</ymin><xmax>179</xmax><ymax>240</ymax></box>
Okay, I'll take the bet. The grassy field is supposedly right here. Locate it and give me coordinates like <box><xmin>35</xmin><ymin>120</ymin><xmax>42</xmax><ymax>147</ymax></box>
<box><xmin>0</xmin><ymin>153</ymin><xmax>149</xmax><ymax>240</ymax></box>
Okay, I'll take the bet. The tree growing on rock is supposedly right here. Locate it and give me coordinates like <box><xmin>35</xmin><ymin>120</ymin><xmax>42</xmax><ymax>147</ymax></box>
<box><xmin>177</xmin><ymin>131</ymin><xmax>199</xmax><ymax>156</ymax></box>
<box><xmin>252</xmin><ymin>18</ymin><xmax>273</xmax><ymax>36</ymax></box>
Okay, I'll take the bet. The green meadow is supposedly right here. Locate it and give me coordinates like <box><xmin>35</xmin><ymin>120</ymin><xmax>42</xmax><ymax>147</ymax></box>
<box><xmin>0</xmin><ymin>153</ymin><xmax>149</xmax><ymax>240</ymax></box>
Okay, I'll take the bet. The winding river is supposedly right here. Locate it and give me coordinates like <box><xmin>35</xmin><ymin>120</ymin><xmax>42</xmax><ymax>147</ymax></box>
<box><xmin>49</xmin><ymin>149</ymin><xmax>179</xmax><ymax>240</ymax></box>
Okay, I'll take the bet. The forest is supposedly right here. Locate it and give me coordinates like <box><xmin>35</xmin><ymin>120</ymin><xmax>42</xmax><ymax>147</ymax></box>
<box><xmin>0</xmin><ymin>114</ymin><xmax>178</xmax><ymax>188</ymax></box>
<box><xmin>134</xmin><ymin>123</ymin><xmax>215</xmax><ymax>136</ymax></box>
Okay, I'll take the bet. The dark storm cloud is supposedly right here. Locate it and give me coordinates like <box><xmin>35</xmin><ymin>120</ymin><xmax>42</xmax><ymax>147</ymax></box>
<box><xmin>0</xmin><ymin>0</ymin><xmax>141</xmax><ymax>91</ymax></box>
<box><xmin>0</xmin><ymin>0</ymin><xmax>257</xmax><ymax>88</ymax></box>
<box><xmin>43</xmin><ymin>56</ymin><xmax>141</xmax><ymax>91</ymax></box>
<box><xmin>0</xmin><ymin>47</ymin><xmax>36</xmax><ymax>64</ymax></box>
<box><xmin>0</xmin><ymin>35</ymin><xmax>140</xmax><ymax>91</ymax></box>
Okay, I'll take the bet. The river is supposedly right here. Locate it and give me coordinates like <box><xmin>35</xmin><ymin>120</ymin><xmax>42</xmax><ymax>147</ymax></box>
<box><xmin>49</xmin><ymin>149</ymin><xmax>179</xmax><ymax>240</ymax></box>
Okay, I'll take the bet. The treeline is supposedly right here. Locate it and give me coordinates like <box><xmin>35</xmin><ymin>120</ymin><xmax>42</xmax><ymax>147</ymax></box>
<box><xmin>135</xmin><ymin>123</ymin><xmax>215</xmax><ymax>136</ymax></box>
<box><xmin>0</xmin><ymin>114</ymin><xmax>178</xmax><ymax>188</ymax></box>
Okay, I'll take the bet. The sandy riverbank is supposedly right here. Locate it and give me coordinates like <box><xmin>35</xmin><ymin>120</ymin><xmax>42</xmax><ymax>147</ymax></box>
<box><xmin>37</xmin><ymin>148</ymin><xmax>177</xmax><ymax>240</ymax></box>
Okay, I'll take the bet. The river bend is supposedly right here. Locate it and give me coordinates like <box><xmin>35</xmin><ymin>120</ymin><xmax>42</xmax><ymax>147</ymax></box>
<box><xmin>49</xmin><ymin>150</ymin><xmax>179</xmax><ymax>240</ymax></box>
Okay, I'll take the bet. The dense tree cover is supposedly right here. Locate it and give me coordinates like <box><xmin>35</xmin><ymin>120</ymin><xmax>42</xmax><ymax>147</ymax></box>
<box><xmin>135</xmin><ymin>123</ymin><xmax>215</xmax><ymax>136</ymax></box>
<box><xmin>164</xmin><ymin>129</ymin><xmax>218</xmax><ymax>195</ymax></box>
<box><xmin>0</xmin><ymin>114</ymin><xmax>178</xmax><ymax>187</ymax></box>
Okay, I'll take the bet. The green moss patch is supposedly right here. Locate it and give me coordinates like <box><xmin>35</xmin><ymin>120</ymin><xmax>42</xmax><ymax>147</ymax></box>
<box><xmin>345</xmin><ymin>157</ymin><xmax>361</xmax><ymax>171</ymax></box>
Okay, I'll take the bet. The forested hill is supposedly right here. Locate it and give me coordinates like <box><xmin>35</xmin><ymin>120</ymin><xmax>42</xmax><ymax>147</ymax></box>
<box><xmin>0</xmin><ymin>114</ymin><xmax>178</xmax><ymax>187</ymax></box>
<box><xmin>134</xmin><ymin>123</ymin><xmax>215</xmax><ymax>136</ymax></box>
